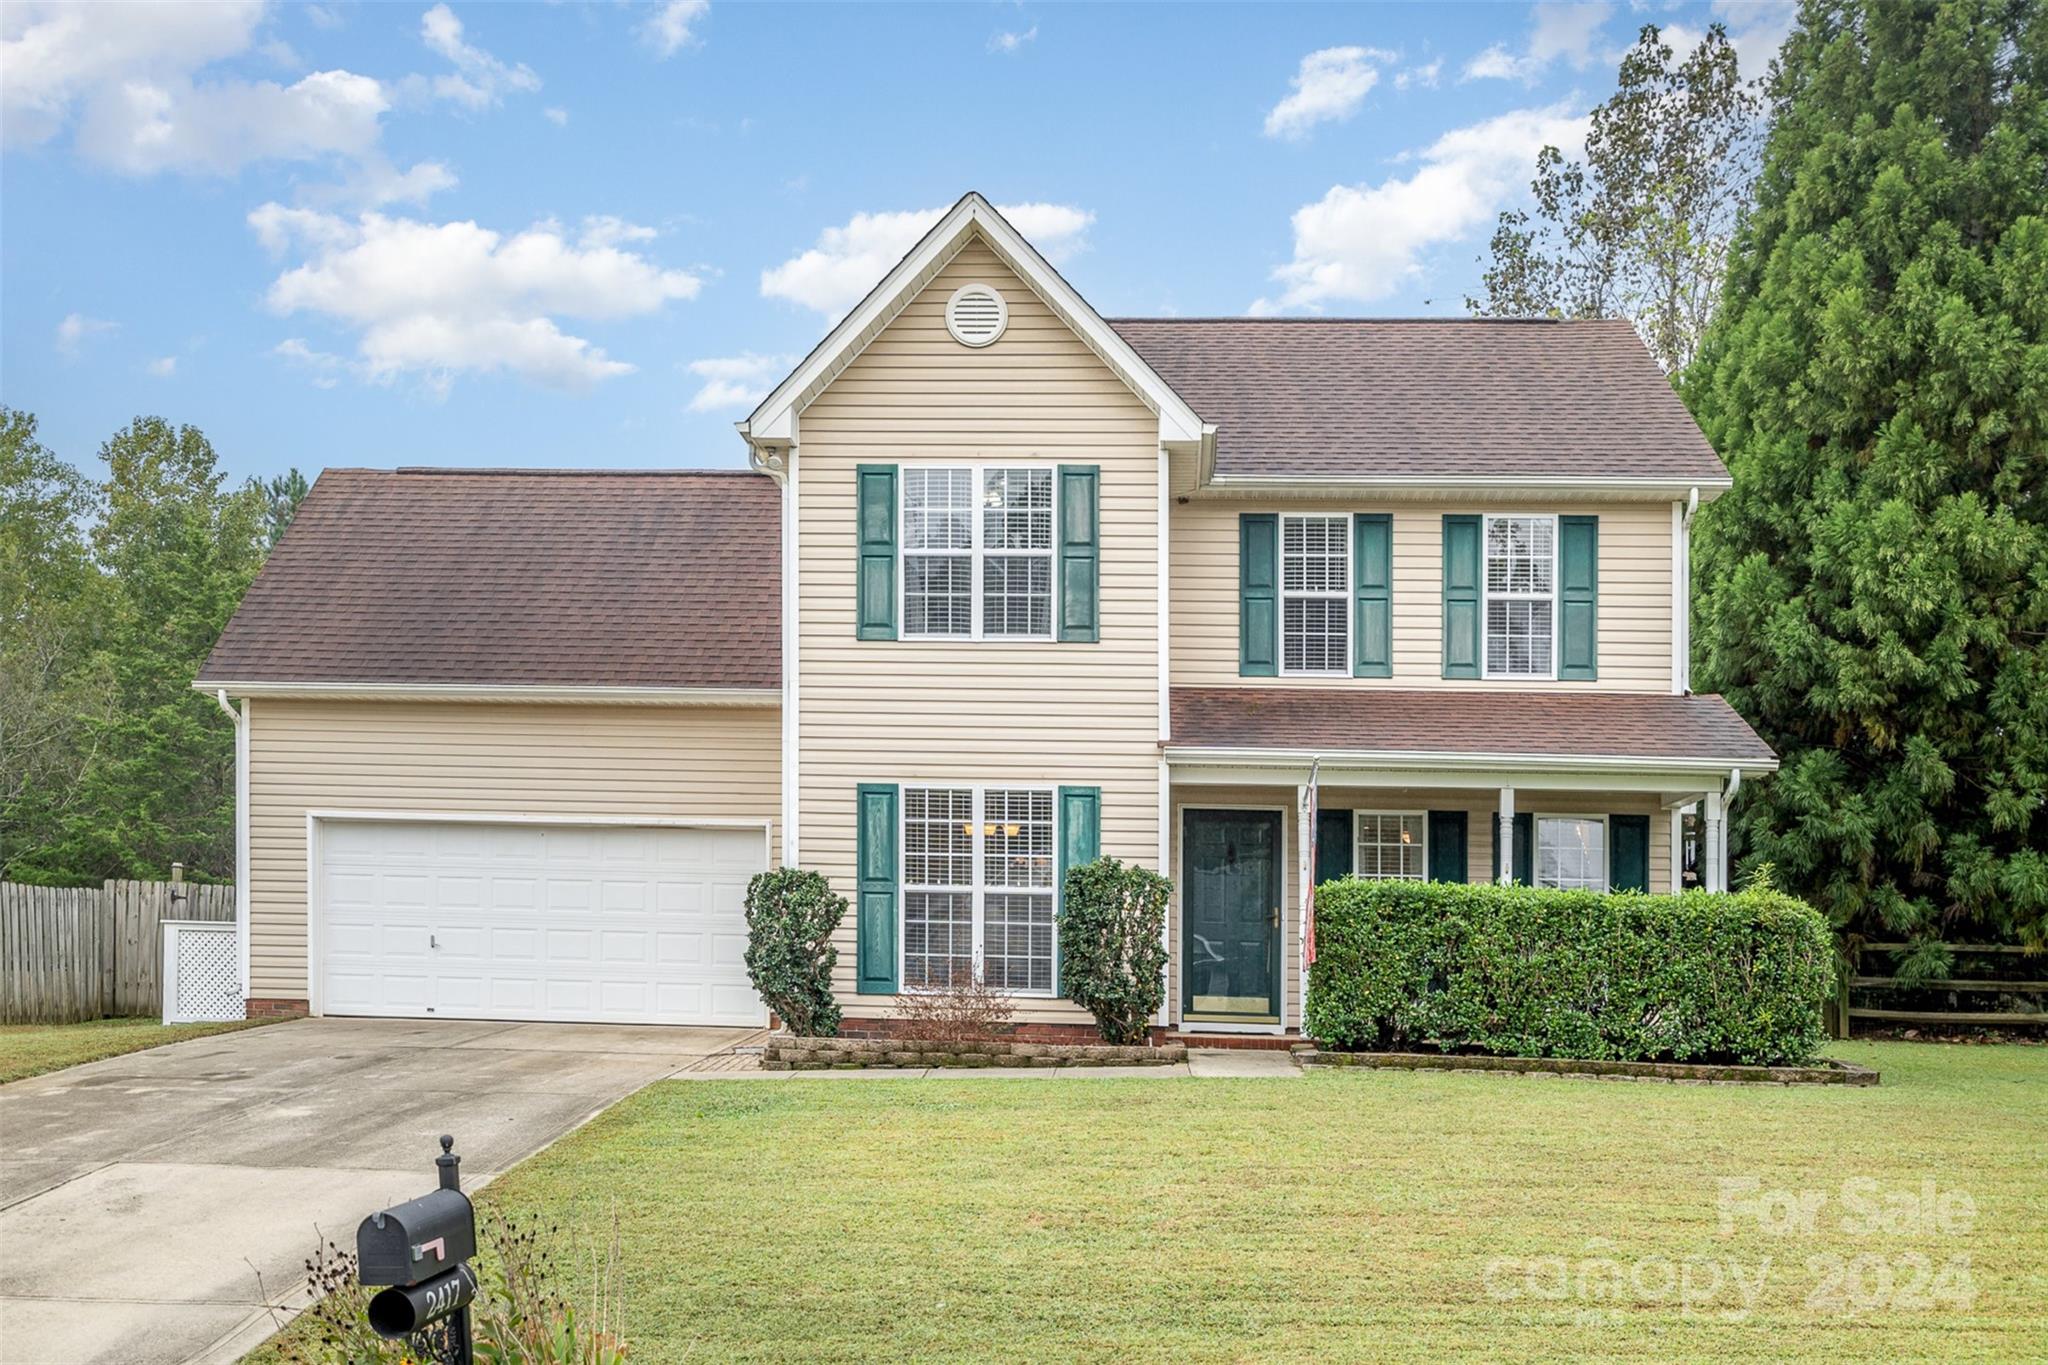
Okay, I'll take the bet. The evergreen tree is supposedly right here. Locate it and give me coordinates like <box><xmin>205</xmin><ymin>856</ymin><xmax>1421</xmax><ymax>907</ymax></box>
<box><xmin>1685</xmin><ymin>0</ymin><xmax>2048</xmax><ymax>957</ymax></box>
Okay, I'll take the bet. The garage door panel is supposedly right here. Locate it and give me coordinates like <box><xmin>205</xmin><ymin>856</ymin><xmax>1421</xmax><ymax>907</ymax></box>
<box><xmin>318</xmin><ymin>820</ymin><xmax>766</xmax><ymax>1026</ymax></box>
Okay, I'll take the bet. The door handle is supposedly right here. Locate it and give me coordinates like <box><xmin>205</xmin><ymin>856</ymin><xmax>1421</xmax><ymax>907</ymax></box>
<box><xmin>1270</xmin><ymin>906</ymin><xmax>1281</xmax><ymax>929</ymax></box>
<box><xmin>431</xmin><ymin>934</ymin><xmax>439</xmax><ymax>950</ymax></box>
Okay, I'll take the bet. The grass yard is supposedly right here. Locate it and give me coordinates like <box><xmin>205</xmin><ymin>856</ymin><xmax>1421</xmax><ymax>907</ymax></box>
<box><xmin>463</xmin><ymin>1042</ymin><xmax>2043</xmax><ymax>1363</ymax></box>
<box><xmin>0</xmin><ymin>1015</ymin><xmax>275</xmax><ymax>1084</ymax></box>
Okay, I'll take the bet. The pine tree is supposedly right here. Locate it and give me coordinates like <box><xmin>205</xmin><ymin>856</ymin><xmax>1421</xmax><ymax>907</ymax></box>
<box><xmin>1685</xmin><ymin>0</ymin><xmax>2048</xmax><ymax>955</ymax></box>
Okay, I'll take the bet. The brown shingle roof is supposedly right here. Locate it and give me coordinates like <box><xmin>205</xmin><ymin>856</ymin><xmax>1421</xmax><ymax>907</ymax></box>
<box><xmin>198</xmin><ymin>468</ymin><xmax>779</xmax><ymax>690</ymax></box>
<box><xmin>1169</xmin><ymin>688</ymin><xmax>1774</xmax><ymax>765</ymax></box>
<box><xmin>1109</xmin><ymin>318</ymin><xmax>1726</xmax><ymax>483</ymax></box>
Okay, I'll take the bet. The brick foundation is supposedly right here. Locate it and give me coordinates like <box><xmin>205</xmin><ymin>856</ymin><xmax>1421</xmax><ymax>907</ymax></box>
<box><xmin>244</xmin><ymin>997</ymin><xmax>310</xmax><ymax>1018</ymax></box>
<box><xmin>836</xmin><ymin>1016</ymin><xmax>1305</xmax><ymax>1050</ymax></box>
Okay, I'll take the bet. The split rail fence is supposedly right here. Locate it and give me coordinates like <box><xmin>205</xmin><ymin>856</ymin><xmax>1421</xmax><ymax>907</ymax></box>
<box><xmin>0</xmin><ymin>877</ymin><xmax>235</xmax><ymax>1023</ymax></box>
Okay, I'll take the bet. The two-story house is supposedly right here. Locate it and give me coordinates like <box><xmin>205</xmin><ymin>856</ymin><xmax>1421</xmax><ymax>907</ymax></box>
<box><xmin>197</xmin><ymin>193</ymin><xmax>1774</xmax><ymax>1038</ymax></box>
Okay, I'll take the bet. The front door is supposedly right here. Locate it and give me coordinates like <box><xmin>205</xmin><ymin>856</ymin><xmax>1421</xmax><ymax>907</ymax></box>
<box><xmin>1181</xmin><ymin>809</ymin><xmax>1283</xmax><ymax>1025</ymax></box>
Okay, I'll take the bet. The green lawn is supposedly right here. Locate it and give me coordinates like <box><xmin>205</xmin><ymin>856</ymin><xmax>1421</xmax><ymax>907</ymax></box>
<box><xmin>257</xmin><ymin>1041</ymin><xmax>2046</xmax><ymax>1362</ymax></box>
<box><xmin>0</xmin><ymin>1015</ymin><xmax>275</xmax><ymax>1084</ymax></box>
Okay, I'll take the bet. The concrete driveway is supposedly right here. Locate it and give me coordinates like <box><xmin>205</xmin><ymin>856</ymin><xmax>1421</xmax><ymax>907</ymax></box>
<box><xmin>0</xmin><ymin>1017</ymin><xmax>760</xmax><ymax>1365</ymax></box>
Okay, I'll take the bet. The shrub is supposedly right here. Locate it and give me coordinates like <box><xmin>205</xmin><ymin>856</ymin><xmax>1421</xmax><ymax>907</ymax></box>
<box><xmin>743</xmin><ymin>868</ymin><xmax>846</xmax><ymax>1037</ymax></box>
<box><xmin>1058</xmin><ymin>857</ymin><xmax>1171</xmax><ymax>1044</ymax></box>
<box><xmin>890</xmin><ymin>965</ymin><xmax>1015</xmax><ymax>1041</ymax></box>
<box><xmin>1304</xmin><ymin>881</ymin><xmax>1833</xmax><ymax>1066</ymax></box>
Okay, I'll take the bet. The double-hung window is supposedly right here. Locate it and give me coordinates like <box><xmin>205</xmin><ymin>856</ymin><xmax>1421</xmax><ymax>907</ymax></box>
<box><xmin>1353</xmin><ymin>812</ymin><xmax>1426</xmax><ymax>881</ymax></box>
<box><xmin>1280</xmin><ymin>513</ymin><xmax>1349</xmax><ymax>674</ymax></box>
<box><xmin>1484</xmin><ymin>514</ymin><xmax>1557</xmax><ymax>678</ymax></box>
<box><xmin>902</xmin><ymin>466</ymin><xmax>1053</xmax><ymax>639</ymax></box>
<box><xmin>902</xmin><ymin>785</ymin><xmax>1056</xmax><ymax>993</ymax></box>
<box><xmin>1535</xmin><ymin>815</ymin><xmax>1606</xmax><ymax>891</ymax></box>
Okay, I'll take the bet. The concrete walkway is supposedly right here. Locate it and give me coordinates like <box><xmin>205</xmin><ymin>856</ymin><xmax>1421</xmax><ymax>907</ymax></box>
<box><xmin>0</xmin><ymin>1017</ymin><xmax>760</xmax><ymax>1365</ymax></box>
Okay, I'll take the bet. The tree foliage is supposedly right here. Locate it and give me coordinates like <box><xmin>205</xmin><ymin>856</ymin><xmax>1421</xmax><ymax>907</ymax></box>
<box><xmin>1469</xmin><ymin>23</ymin><xmax>1762</xmax><ymax>373</ymax></box>
<box><xmin>0</xmin><ymin>411</ymin><xmax>268</xmax><ymax>884</ymax></box>
<box><xmin>261</xmin><ymin>468</ymin><xmax>310</xmax><ymax>548</ymax></box>
<box><xmin>1685</xmin><ymin>0</ymin><xmax>2048</xmax><ymax>948</ymax></box>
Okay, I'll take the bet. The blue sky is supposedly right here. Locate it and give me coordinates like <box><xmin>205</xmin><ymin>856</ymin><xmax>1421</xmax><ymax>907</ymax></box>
<box><xmin>1</xmin><ymin>1</ymin><xmax>1794</xmax><ymax>486</ymax></box>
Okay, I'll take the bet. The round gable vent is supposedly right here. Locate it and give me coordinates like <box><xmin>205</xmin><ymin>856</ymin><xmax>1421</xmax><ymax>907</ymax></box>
<box><xmin>945</xmin><ymin>283</ymin><xmax>1008</xmax><ymax>347</ymax></box>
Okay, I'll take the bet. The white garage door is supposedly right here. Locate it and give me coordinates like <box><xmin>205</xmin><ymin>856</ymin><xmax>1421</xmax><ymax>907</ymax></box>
<box><xmin>317</xmin><ymin>819</ymin><xmax>766</xmax><ymax>1026</ymax></box>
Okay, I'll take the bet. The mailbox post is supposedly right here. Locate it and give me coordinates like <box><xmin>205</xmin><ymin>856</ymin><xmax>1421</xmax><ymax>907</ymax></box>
<box><xmin>357</xmin><ymin>1136</ymin><xmax>477</xmax><ymax>1365</ymax></box>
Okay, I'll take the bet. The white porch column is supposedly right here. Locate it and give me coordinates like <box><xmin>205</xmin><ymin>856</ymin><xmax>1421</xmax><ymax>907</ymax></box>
<box><xmin>1497</xmin><ymin>786</ymin><xmax>1516</xmax><ymax>885</ymax></box>
<box><xmin>1703</xmin><ymin>791</ymin><xmax>1726</xmax><ymax>893</ymax></box>
<box><xmin>1296</xmin><ymin>783</ymin><xmax>1311</xmax><ymax>1030</ymax></box>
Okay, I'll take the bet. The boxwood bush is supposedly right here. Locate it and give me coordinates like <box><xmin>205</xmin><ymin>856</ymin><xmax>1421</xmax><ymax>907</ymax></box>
<box><xmin>743</xmin><ymin>868</ymin><xmax>846</xmax><ymax>1037</ymax></box>
<box><xmin>1304</xmin><ymin>881</ymin><xmax>1832</xmax><ymax>1065</ymax></box>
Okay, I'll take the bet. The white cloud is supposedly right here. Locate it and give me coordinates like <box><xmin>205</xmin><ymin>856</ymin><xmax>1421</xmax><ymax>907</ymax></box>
<box><xmin>761</xmin><ymin>201</ymin><xmax>1095</xmax><ymax>316</ymax></box>
<box><xmin>1463</xmin><ymin>2</ymin><xmax>1612</xmax><ymax>82</ymax></box>
<box><xmin>683</xmin><ymin>352</ymin><xmax>798</xmax><ymax>412</ymax></box>
<box><xmin>641</xmin><ymin>0</ymin><xmax>709</xmax><ymax>58</ymax></box>
<box><xmin>145</xmin><ymin>356</ymin><xmax>177</xmax><ymax>378</ymax></box>
<box><xmin>1394</xmin><ymin>59</ymin><xmax>1442</xmax><ymax>91</ymax></box>
<box><xmin>1656</xmin><ymin>2</ymin><xmax>1798</xmax><ymax>82</ymax></box>
<box><xmin>543</xmin><ymin>106</ymin><xmax>568</xmax><ymax>126</ymax></box>
<box><xmin>416</xmin><ymin>3</ymin><xmax>539</xmax><ymax>110</ymax></box>
<box><xmin>273</xmin><ymin>337</ymin><xmax>347</xmax><ymax>388</ymax></box>
<box><xmin>989</xmin><ymin>25</ymin><xmax>1037</xmax><ymax>55</ymax></box>
<box><xmin>54</xmin><ymin>313</ymin><xmax>116</xmax><ymax>357</ymax></box>
<box><xmin>577</xmin><ymin>215</ymin><xmax>659</xmax><ymax>249</ymax></box>
<box><xmin>249</xmin><ymin>206</ymin><xmax>702</xmax><ymax>391</ymax></box>
<box><xmin>1254</xmin><ymin>102</ymin><xmax>1589</xmax><ymax>311</ymax></box>
<box><xmin>1264</xmin><ymin>46</ymin><xmax>1396</xmax><ymax>140</ymax></box>
<box><xmin>0</xmin><ymin>0</ymin><xmax>399</xmax><ymax>175</ymax></box>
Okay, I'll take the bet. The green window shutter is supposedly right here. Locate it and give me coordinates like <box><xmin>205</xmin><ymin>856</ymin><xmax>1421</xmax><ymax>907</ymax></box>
<box><xmin>1609</xmin><ymin>814</ymin><xmax>1650</xmax><ymax>893</ymax></box>
<box><xmin>1315</xmin><ymin>809</ymin><xmax>1354</xmax><ymax>886</ymax></box>
<box><xmin>1442</xmin><ymin>515</ymin><xmax>1481</xmax><ymax>679</ymax></box>
<box><xmin>1239</xmin><ymin>514</ymin><xmax>1278</xmax><ymax>677</ymax></box>
<box><xmin>1353</xmin><ymin>514</ymin><xmax>1392</xmax><ymax>678</ymax></box>
<box><xmin>1558</xmin><ymin>515</ymin><xmax>1599</xmax><ymax>681</ymax></box>
<box><xmin>1426</xmin><ymin>810</ymin><xmax>1468</xmax><ymax>883</ymax></box>
<box><xmin>855</xmin><ymin>465</ymin><xmax>897</xmax><ymax>641</ymax></box>
<box><xmin>1057</xmin><ymin>465</ymin><xmax>1100</xmax><ymax>642</ymax></box>
<box><xmin>855</xmin><ymin>783</ymin><xmax>899</xmax><ymax>993</ymax></box>
<box><xmin>1056</xmin><ymin>786</ymin><xmax>1101</xmax><ymax>995</ymax></box>
<box><xmin>1491</xmin><ymin>811</ymin><xmax>1534</xmax><ymax>885</ymax></box>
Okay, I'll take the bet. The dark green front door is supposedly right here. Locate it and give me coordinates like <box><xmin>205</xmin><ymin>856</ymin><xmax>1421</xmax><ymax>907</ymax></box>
<box><xmin>1182</xmin><ymin>809</ymin><xmax>1283</xmax><ymax>1024</ymax></box>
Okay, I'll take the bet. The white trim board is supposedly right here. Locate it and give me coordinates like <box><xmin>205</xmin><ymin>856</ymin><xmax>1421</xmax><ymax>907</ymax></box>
<box><xmin>196</xmin><ymin>681</ymin><xmax>779</xmax><ymax>706</ymax></box>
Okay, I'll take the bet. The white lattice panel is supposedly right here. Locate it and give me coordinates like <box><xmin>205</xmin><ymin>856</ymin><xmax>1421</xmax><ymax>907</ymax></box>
<box><xmin>163</xmin><ymin>920</ymin><xmax>243</xmax><ymax>1023</ymax></box>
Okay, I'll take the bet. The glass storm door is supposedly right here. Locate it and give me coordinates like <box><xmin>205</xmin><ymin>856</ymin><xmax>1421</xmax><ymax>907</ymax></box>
<box><xmin>1182</xmin><ymin>809</ymin><xmax>1283</xmax><ymax>1024</ymax></box>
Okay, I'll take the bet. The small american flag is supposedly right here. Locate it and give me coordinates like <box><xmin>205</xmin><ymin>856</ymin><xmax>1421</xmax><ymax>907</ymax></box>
<box><xmin>1304</xmin><ymin>758</ymin><xmax>1321</xmax><ymax>965</ymax></box>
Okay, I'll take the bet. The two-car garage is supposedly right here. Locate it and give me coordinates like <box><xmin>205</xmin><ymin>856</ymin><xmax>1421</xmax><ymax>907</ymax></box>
<box><xmin>314</xmin><ymin>817</ymin><xmax>769</xmax><ymax>1028</ymax></box>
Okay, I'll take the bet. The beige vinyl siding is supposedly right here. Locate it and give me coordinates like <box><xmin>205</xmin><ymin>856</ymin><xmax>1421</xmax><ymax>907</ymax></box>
<box><xmin>247</xmin><ymin>700</ymin><xmax>780</xmax><ymax>999</ymax></box>
<box><xmin>1171</xmin><ymin>493</ymin><xmax>1676</xmax><ymax>691</ymax></box>
<box><xmin>796</xmin><ymin>236</ymin><xmax>1161</xmax><ymax>1024</ymax></box>
<box><xmin>1166</xmin><ymin>785</ymin><xmax>1672</xmax><ymax>1031</ymax></box>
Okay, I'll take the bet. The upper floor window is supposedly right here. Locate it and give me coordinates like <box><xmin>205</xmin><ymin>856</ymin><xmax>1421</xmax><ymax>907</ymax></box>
<box><xmin>1484</xmin><ymin>514</ymin><xmax>1556</xmax><ymax>678</ymax></box>
<box><xmin>1281</xmin><ymin>514</ymin><xmax>1349</xmax><ymax>674</ymax></box>
<box><xmin>903</xmin><ymin>466</ymin><xmax>1053</xmax><ymax>640</ymax></box>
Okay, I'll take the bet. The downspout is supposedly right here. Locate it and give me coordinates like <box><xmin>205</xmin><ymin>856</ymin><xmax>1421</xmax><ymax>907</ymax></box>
<box><xmin>746</xmin><ymin>432</ymin><xmax>796</xmax><ymax>867</ymax></box>
<box><xmin>215</xmin><ymin>689</ymin><xmax>251</xmax><ymax>1005</ymax></box>
<box><xmin>1721</xmin><ymin>767</ymin><xmax>1743</xmax><ymax>892</ymax></box>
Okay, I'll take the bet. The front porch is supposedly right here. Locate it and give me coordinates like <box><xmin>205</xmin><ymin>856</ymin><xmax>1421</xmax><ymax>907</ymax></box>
<box><xmin>1159</xmin><ymin>686</ymin><xmax>1776</xmax><ymax>1036</ymax></box>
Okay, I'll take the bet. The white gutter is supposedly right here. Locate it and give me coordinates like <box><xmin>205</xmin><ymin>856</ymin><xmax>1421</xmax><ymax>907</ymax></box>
<box><xmin>1198</xmin><ymin>473</ymin><xmax>1732</xmax><ymax>501</ymax></box>
<box><xmin>191</xmin><ymin>681</ymin><xmax>780</xmax><ymax>706</ymax></box>
<box><xmin>214</xmin><ymin>689</ymin><xmax>251</xmax><ymax>1003</ymax></box>
<box><xmin>1163</xmin><ymin>745</ymin><xmax>1778</xmax><ymax>775</ymax></box>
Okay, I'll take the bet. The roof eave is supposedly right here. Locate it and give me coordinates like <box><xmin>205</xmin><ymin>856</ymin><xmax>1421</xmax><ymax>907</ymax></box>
<box><xmin>1196</xmin><ymin>473</ymin><xmax>1733</xmax><ymax>502</ymax></box>
<box><xmin>192</xmin><ymin>680</ymin><xmax>782</xmax><ymax>706</ymax></box>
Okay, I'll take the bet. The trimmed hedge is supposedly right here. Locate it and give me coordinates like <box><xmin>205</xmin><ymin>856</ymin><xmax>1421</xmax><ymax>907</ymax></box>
<box><xmin>1304</xmin><ymin>881</ymin><xmax>1832</xmax><ymax>1066</ymax></box>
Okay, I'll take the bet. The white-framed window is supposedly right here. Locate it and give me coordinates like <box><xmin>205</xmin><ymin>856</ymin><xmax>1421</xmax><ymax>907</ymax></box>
<box><xmin>1535</xmin><ymin>815</ymin><xmax>1607</xmax><ymax>891</ymax></box>
<box><xmin>901</xmin><ymin>465</ymin><xmax>1054</xmax><ymax>640</ymax></box>
<box><xmin>1353</xmin><ymin>811</ymin><xmax>1426</xmax><ymax>881</ymax></box>
<box><xmin>902</xmin><ymin>784</ymin><xmax>1057</xmax><ymax>993</ymax></box>
<box><xmin>1484</xmin><ymin>514</ymin><xmax>1557</xmax><ymax>678</ymax></box>
<box><xmin>1281</xmin><ymin>513</ymin><xmax>1349</xmax><ymax>674</ymax></box>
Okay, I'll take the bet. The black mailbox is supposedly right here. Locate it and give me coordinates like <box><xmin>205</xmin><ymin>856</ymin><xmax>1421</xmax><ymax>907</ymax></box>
<box><xmin>357</xmin><ymin>1185</ymin><xmax>477</xmax><ymax>1286</ymax></box>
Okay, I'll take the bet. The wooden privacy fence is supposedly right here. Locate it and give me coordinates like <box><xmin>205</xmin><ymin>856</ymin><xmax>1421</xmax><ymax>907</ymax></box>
<box><xmin>0</xmin><ymin>877</ymin><xmax>235</xmax><ymax>1023</ymax></box>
